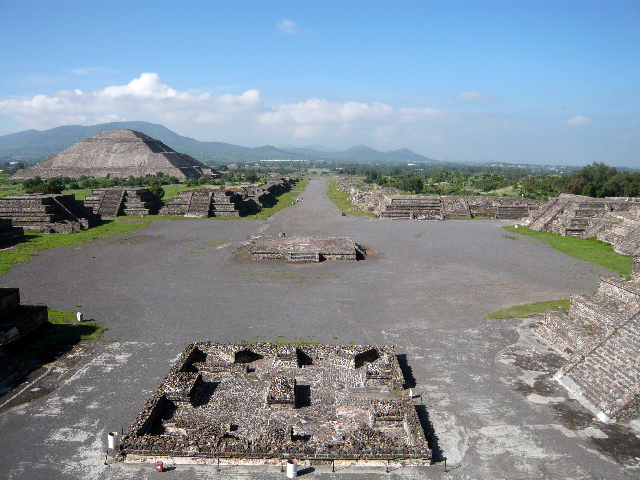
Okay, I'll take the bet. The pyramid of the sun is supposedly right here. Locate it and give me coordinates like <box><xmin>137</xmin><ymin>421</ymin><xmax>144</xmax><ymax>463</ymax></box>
<box><xmin>11</xmin><ymin>129</ymin><xmax>212</xmax><ymax>180</ymax></box>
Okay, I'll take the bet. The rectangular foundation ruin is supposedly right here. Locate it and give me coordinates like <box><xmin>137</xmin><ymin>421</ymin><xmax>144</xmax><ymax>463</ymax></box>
<box><xmin>118</xmin><ymin>343</ymin><xmax>431</xmax><ymax>467</ymax></box>
<box><xmin>249</xmin><ymin>237</ymin><xmax>364</xmax><ymax>262</ymax></box>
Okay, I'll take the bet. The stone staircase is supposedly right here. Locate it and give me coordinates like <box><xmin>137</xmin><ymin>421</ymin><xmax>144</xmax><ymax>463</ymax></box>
<box><xmin>0</xmin><ymin>193</ymin><xmax>98</xmax><ymax>233</ymax></box>
<box><xmin>376</xmin><ymin>195</ymin><xmax>443</xmax><ymax>219</ymax></box>
<box><xmin>159</xmin><ymin>188</ymin><xmax>247</xmax><ymax>217</ymax></box>
<box><xmin>84</xmin><ymin>188</ymin><xmax>161</xmax><ymax>217</ymax></box>
<box><xmin>536</xmin><ymin>257</ymin><xmax>640</xmax><ymax>421</ymax></box>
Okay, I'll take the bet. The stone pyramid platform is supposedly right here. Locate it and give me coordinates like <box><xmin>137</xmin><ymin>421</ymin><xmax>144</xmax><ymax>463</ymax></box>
<box><xmin>536</xmin><ymin>258</ymin><xmax>640</xmax><ymax>422</ymax></box>
<box><xmin>0</xmin><ymin>193</ymin><xmax>100</xmax><ymax>233</ymax></box>
<box><xmin>159</xmin><ymin>188</ymin><xmax>247</xmax><ymax>217</ymax></box>
<box><xmin>84</xmin><ymin>187</ymin><xmax>162</xmax><ymax>217</ymax></box>
<box><xmin>11</xmin><ymin>129</ymin><xmax>213</xmax><ymax>180</ymax></box>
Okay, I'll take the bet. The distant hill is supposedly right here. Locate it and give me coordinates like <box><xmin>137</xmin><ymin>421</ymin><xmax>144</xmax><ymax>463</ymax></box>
<box><xmin>0</xmin><ymin>121</ymin><xmax>440</xmax><ymax>165</ymax></box>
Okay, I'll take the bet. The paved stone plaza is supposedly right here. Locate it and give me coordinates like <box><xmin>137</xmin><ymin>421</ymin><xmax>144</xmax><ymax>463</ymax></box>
<box><xmin>0</xmin><ymin>176</ymin><xmax>638</xmax><ymax>479</ymax></box>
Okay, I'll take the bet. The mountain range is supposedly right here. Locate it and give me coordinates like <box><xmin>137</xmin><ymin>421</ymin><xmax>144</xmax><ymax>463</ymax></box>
<box><xmin>0</xmin><ymin>121</ymin><xmax>440</xmax><ymax>165</ymax></box>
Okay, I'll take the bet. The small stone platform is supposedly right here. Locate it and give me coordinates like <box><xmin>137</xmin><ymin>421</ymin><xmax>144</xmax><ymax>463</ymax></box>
<box><xmin>249</xmin><ymin>236</ymin><xmax>365</xmax><ymax>262</ymax></box>
<box><xmin>118</xmin><ymin>342</ymin><xmax>430</xmax><ymax>468</ymax></box>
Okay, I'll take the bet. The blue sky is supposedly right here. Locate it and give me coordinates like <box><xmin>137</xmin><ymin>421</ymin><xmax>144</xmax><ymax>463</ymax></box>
<box><xmin>1</xmin><ymin>0</ymin><xmax>638</xmax><ymax>167</ymax></box>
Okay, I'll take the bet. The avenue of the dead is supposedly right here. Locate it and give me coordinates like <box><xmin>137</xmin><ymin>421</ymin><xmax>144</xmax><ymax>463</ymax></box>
<box><xmin>1</xmin><ymin>176</ymin><xmax>638</xmax><ymax>479</ymax></box>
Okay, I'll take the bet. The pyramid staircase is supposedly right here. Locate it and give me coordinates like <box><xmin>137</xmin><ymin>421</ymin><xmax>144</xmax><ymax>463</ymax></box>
<box><xmin>159</xmin><ymin>188</ymin><xmax>247</xmax><ymax>217</ymax></box>
<box><xmin>84</xmin><ymin>188</ymin><xmax>162</xmax><ymax>217</ymax></box>
<box><xmin>377</xmin><ymin>195</ymin><xmax>443</xmax><ymax>219</ymax></box>
<box><xmin>536</xmin><ymin>258</ymin><xmax>640</xmax><ymax>421</ymax></box>
<box><xmin>0</xmin><ymin>194</ymin><xmax>98</xmax><ymax>233</ymax></box>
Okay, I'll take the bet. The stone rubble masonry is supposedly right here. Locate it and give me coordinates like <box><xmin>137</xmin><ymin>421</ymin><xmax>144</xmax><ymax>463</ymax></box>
<box><xmin>249</xmin><ymin>237</ymin><xmax>364</xmax><ymax>263</ymax></box>
<box><xmin>0</xmin><ymin>193</ymin><xmax>100</xmax><ymax>233</ymax></box>
<box><xmin>536</xmin><ymin>257</ymin><xmax>640</xmax><ymax>422</ymax></box>
<box><xmin>84</xmin><ymin>187</ymin><xmax>162</xmax><ymax>217</ymax></box>
<box><xmin>0</xmin><ymin>288</ymin><xmax>48</xmax><ymax>346</ymax></box>
<box><xmin>524</xmin><ymin>193</ymin><xmax>640</xmax><ymax>255</ymax></box>
<box><xmin>118</xmin><ymin>342</ymin><xmax>430</xmax><ymax>467</ymax></box>
<box><xmin>11</xmin><ymin>129</ymin><xmax>213</xmax><ymax>180</ymax></box>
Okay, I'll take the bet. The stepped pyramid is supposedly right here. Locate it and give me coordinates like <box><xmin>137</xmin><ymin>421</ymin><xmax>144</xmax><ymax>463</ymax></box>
<box><xmin>0</xmin><ymin>193</ymin><xmax>100</xmax><ymax>233</ymax></box>
<box><xmin>84</xmin><ymin>187</ymin><xmax>162</xmax><ymax>217</ymax></box>
<box><xmin>11</xmin><ymin>129</ymin><xmax>212</xmax><ymax>180</ymax></box>
<box><xmin>158</xmin><ymin>188</ymin><xmax>247</xmax><ymax>217</ymax></box>
<box><xmin>536</xmin><ymin>258</ymin><xmax>640</xmax><ymax>422</ymax></box>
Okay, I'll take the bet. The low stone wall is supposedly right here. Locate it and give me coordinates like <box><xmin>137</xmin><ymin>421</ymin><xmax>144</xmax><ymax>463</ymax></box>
<box><xmin>0</xmin><ymin>288</ymin><xmax>48</xmax><ymax>346</ymax></box>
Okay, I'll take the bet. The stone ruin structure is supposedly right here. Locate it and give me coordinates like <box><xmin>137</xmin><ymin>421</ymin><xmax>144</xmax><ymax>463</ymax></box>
<box><xmin>334</xmin><ymin>178</ymin><xmax>544</xmax><ymax>220</ymax></box>
<box><xmin>158</xmin><ymin>178</ymin><xmax>296</xmax><ymax>218</ymax></box>
<box><xmin>0</xmin><ymin>193</ymin><xmax>100</xmax><ymax>233</ymax></box>
<box><xmin>159</xmin><ymin>189</ymin><xmax>248</xmax><ymax>218</ymax></box>
<box><xmin>11</xmin><ymin>129</ymin><xmax>213</xmax><ymax>180</ymax></box>
<box><xmin>118</xmin><ymin>342</ymin><xmax>431</xmax><ymax>468</ymax></box>
<box><xmin>524</xmin><ymin>193</ymin><xmax>640</xmax><ymax>256</ymax></box>
<box><xmin>0</xmin><ymin>288</ymin><xmax>48</xmax><ymax>346</ymax></box>
<box><xmin>374</xmin><ymin>195</ymin><xmax>544</xmax><ymax>220</ymax></box>
<box><xmin>249</xmin><ymin>237</ymin><xmax>365</xmax><ymax>262</ymax></box>
<box><xmin>84</xmin><ymin>187</ymin><xmax>162</xmax><ymax>217</ymax></box>
<box><xmin>536</xmin><ymin>257</ymin><xmax>640</xmax><ymax>423</ymax></box>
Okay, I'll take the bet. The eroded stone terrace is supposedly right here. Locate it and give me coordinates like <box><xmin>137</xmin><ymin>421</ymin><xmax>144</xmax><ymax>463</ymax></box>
<box><xmin>118</xmin><ymin>342</ymin><xmax>430</xmax><ymax>467</ymax></box>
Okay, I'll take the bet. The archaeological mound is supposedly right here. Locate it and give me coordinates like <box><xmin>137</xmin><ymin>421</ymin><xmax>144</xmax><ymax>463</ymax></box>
<box><xmin>118</xmin><ymin>342</ymin><xmax>431</xmax><ymax>468</ymax></box>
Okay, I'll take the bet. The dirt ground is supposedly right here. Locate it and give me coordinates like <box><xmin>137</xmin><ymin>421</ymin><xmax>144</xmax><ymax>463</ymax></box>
<box><xmin>0</xmin><ymin>176</ymin><xmax>638</xmax><ymax>479</ymax></box>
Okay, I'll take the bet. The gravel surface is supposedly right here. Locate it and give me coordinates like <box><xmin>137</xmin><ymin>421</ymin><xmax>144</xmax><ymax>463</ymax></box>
<box><xmin>0</xmin><ymin>176</ymin><xmax>636</xmax><ymax>479</ymax></box>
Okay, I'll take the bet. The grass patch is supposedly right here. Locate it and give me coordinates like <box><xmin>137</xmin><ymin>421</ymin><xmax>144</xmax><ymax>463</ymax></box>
<box><xmin>503</xmin><ymin>226</ymin><xmax>633</xmax><ymax>276</ymax></box>
<box><xmin>501</xmin><ymin>234</ymin><xmax>518</xmax><ymax>240</ymax></box>
<box><xmin>484</xmin><ymin>299</ymin><xmax>570</xmax><ymax>319</ymax></box>
<box><xmin>61</xmin><ymin>188</ymin><xmax>93</xmax><ymax>200</ymax></box>
<box><xmin>0</xmin><ymin>217</ymin><xmax>153</xmax><ymax>275</ymax></box>
<box><xmin>326</xmin><ymin>179</ymin><xmax>376</xmax><ymax>217</ymax></box>
<box><xmin>0</xmin><ymin>182</ymin><xmax>23</xmax><ymax>198</ymax></box>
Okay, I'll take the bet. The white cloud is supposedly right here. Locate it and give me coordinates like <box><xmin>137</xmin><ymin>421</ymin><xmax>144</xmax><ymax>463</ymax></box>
<box><xmin>567</xmin><ymin>115</ymin><xmax>592</xmax><ymax>126</ymax></box>
<box><xmin>455</xmin><ymin>90</ymin><xmax>497</xmax><ymax>103</ymax></box>
<box><xmin>0</xmin><ymin>72</ymin><xmax>453</xmax><ymax>149</ymax></box>
<box><xmin>277</xmin><ymin>19</ymin><xmax>298</xmax><ymax>34</ymax></box>
<box><xmin>276</xmin><ymin>19</ymin><xmax>309</xmax><ymax>35</ymax></box>
<box><xmin>0</xmin><ymin>73</ymin><xmax>264</xmax><ymax>130</ymax></box>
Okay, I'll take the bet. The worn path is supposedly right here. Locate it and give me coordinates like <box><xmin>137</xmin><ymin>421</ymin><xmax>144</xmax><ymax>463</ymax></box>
<box><xmin>0</xmin><ymin>176</ymin><xmax>636</xmax><ymax>479</ymax></box>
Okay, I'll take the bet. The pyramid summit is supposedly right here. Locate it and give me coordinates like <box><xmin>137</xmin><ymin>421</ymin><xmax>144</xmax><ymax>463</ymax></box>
<box><xmin>11</xmin><ymin>129</ymin><xmax>212</xmax><ymax>180</ymax></box>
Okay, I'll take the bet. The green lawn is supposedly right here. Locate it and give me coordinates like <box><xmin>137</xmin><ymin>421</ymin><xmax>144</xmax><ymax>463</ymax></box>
<box><xmin>326</xmin><ymin>179</ymin><xmax>376</xmax><ymax>217</ymax></box>
<box><xmin>484</xmin><ymin>299</ymin><xmax>570</xmax><ymax>319</ymax></box>
<box><xmin>503</xmin><ymin>225</ymin><xmax>633</xmax><ymax>276</ymax></box>
<box><xmin>0</xmin><ymin>182</ymin><xmax>23</xmax><ymax>198</ymax></box>
<box><xmin>6</xmin><ymin>308</ymin><xmax>107</xmax><ymax>366</ymax></box>
<box><xmin>0</xmin><ymin>217</ymin><xmax>153</xmax><ymax>275</ymax></box>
